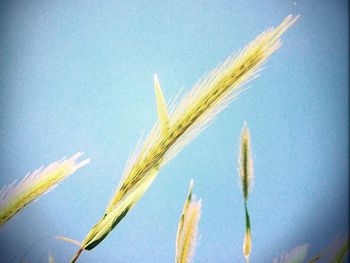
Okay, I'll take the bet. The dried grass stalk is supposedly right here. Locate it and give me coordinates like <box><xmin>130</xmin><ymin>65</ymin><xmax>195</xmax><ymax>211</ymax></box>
<box><xmin>0</xmin><ymin>152</ymin><xmax>90</xmax><ymax>226</ymax></box>
<box><xmin>71</xmin><ymin>15</ymin><xmax>299</xmax><ymax>262</ymax></box>
<box><xmin>176</xmin><ymin>180</ymin><xmax>201</xmax><ymax>263</ymax></box>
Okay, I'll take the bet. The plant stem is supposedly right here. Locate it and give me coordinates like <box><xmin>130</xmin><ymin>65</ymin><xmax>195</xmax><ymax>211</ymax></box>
<box><xmin>70</xmin><ymin>247</ymin><xmax>83</xmax><ymax>263</ymax></box>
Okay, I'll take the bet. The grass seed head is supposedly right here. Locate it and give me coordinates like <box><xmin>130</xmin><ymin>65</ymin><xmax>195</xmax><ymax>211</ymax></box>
<box><xmin>0</xmin><ymin>153</ymin><xmax>89</xmax><ymax>226</ymax></box>
<box><xmin>239</xmin><ymin>122</ymin><xmax>254</xmax><ymax>202</ymax></box>
<box><xmin>176</xmin><ymin>180</ymin><xmax>201</xmax><ymax>263</ymax></box>
<box><xmin>72</xmin><ymin>15</ymin><xmax>299</xmax><ymax>261</ymax></box>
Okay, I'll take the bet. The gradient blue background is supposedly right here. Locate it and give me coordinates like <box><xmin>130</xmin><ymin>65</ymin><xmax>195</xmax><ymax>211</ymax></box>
<box><xmin>0</xmin><ymin>1</ymin><xmax>348</xmax><ymax>262</ymax></box>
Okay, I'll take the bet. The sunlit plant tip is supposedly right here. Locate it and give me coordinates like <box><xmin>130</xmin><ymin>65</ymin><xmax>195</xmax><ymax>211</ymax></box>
<box><xmin>176</xmin><ymin>180</ymin><xmax>201</xmax><ymax>263</ymax></box>
<box><xmin>0</xmin><ymin>152</ymin><xmax>90</xmax><ymax>226</ymax></box>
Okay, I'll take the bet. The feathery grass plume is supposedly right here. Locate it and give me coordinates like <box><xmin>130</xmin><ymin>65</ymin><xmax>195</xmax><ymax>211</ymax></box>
<box><xmin>176</xmin><ymin>180</ymin><xmax>201</xmax><ymax>263</ymax></box>
<box><xmin>0</xmin><ymin>152</ymin><xmax>90</xmax><ymax>226</ymax></box>
<box><xmin>238</xmin><ymin>122</ymin><xmax>254</xmax><ymax>262</ymax></box>
<box><xmin>273</xmin><ymin>244</ymin><xmax>309</xmax><ymax>263</ymax></box>
<box><xmin>70</xmin><ymin>15</ymin><xmax>299</xmax><ymax>262</ymax></box>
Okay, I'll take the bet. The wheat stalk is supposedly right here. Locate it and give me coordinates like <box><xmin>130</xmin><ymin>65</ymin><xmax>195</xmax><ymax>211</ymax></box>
<box><xmin>175</xmin><ymin>180</ymin><xmax>201</xmax><ymax>263</ymax></box>
<box><xmin>0</xmin><ymin>152</ymin><xmax>90</xmax><ymax>226</ymax></box>
<box><xmin>70</xmin><ymin>15</ymin><xmax>299</xmax><ymax>262</ymax></box>
<box><xmin>238</xmin><ymin>122</ymin><xmax>254</xmax><ymax>263</ymax></box>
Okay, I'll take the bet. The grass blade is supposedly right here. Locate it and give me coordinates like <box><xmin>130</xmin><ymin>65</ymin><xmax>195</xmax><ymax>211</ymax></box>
<box><xmin>154</xmin><ymin>74</ymin><xmax>170</xmax><ymax>137</ymax></box>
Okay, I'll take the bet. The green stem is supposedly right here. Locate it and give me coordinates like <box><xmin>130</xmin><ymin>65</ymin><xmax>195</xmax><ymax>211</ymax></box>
<box><xmin>244</xmin><ymin>202</ymin><xmax>251</xmax><ymax>232</ymax></box>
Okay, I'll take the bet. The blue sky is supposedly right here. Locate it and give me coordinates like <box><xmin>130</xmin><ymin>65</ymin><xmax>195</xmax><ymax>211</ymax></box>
<box><xmin>0</xmin><ymin>1</ymin><xmax>348</xmax><ymax>262</ymax></box>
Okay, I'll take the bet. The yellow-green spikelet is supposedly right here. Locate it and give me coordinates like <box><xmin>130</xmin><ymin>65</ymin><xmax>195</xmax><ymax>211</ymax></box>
<box><xmin>71</xmin><ymin>15</ymin><xmax>299</xmax><ymax>262</ymax></box>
